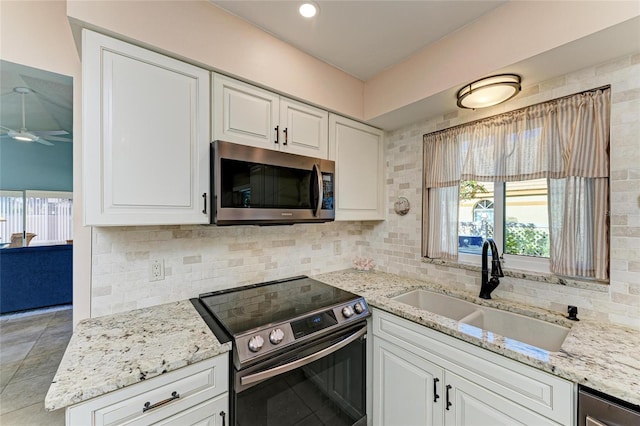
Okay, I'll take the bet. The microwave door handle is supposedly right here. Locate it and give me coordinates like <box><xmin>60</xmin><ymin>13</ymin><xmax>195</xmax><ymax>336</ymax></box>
<box><xmin>240</xmin><ymin>326</ymin><xmax>366</xmax><ymax>387</ymax></box>
<box><xmin>313</xmin><ymin>164</ymin><xmax>323</xmax><ymax>217</ymax></box>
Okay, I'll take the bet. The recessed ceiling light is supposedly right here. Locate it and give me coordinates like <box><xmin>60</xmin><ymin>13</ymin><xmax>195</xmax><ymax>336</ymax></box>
<box><xmin>299</xmin><ymin>2</ymin><xmax>318</xmax><ymax>18</ymax></box>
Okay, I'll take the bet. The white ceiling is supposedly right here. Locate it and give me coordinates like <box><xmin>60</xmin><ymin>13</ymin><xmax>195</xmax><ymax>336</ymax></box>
<box><xmin>0</xmin><ymin>60</ymin><xmax>73</xmax><ymax>142</ymax></box>
<box><xmin>211</xmin><ymin>0</ymin><xmax>506</xmax><ymax>81</ymax></box>
<box><xmin>210</xmin><ymin>1</ymin><xmax>640</xmax><ymax>130</ymax></box>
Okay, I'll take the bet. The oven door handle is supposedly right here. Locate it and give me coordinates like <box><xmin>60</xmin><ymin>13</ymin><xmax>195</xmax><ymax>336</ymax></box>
<box><xmin>240</xmin><ymin>326</ymin><xmax>366</xmax><ymax>387</ymax></box>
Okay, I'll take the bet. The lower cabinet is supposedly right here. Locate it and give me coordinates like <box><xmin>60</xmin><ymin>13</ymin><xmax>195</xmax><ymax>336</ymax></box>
<box><xmin>374</xmin><ymin>339</ymin><xmax>443</xmax><ymax>426</ymax></box>
<box><xmin>372</xmin><ymin>309</ymin><xmax>574</xmax><ymax>426</ymax></box>
<box><xmin>66</xmin><ymin>354</ymin><xmax>229</xmax><ymax>426</ymax></box>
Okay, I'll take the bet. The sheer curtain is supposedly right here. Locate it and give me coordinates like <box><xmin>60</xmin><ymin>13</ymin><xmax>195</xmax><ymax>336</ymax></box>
<box><xmin>423</xmin><ymin>88</ymin><xmax>610</xmax><ymax>280</ymax></box>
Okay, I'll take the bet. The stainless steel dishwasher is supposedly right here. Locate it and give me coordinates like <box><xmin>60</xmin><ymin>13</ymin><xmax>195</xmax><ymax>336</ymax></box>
<box><xmin>578</xmin><ymin>386</ymin><xmax>640</xmax><ymax>426</ymax></box>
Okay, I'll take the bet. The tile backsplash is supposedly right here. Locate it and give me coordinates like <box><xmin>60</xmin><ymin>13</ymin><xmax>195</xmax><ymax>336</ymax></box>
<box><xmin>91</xmin><ymin>53</ymin><xmax>639</xmax><ymax>329</ymax></box>
<box><xmin>91</xmin><ymin>222</ymin><xmax>371</xmax><ymax>317</ymax></box>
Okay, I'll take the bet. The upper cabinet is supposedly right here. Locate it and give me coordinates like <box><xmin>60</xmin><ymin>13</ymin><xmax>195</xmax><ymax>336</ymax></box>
<box><xmin>212</xmin><ymin>74</ymin><xmax>328</xmax><ymax>158</ymax></box>
<box><xmin>82</xmin><ymin>30</ymin><xmax>211</xmax><ymax>226</ymax></box>
<box><xmin>329</xmin><ymin>114</ymin><xmax>385</xmax><ymax>221</ymax></box>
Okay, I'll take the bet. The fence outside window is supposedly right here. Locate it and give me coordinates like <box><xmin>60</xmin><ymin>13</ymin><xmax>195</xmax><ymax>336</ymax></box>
<box><xmin>0</xmin><ymin>190</ymin><xmax>73</xmax><ymax>247</ymax></box>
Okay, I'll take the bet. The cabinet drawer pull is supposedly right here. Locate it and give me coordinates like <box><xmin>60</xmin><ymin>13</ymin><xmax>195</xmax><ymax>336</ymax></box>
<box><xmin>220</xmin><ymin>410</ymin><xmax>226</xmax><ymax>426</ymax></box>
<box><xmin>433</xmin><ymin>378</ymin><xmax>440</xmax><ymax>402</ymax></box>
<box><xmin>202</xmin><ymin>193</ymin><xmax>207</xmax><ymax>214</ymax></box>
<box><xmin>142</xmin><ymin>391</ymin><xmax>180</xmax><ymax>413</ymax></box>
<box><xmin>283</xmin><ymin>127</ymin><xmax>288</xmax><ymax>145</ymax></box>
<box><xmin>445</xmin><ymin>385</ymin><xmax>452</xmax><ymax>411</ymax></box>
<box><xmin>274</xmin><ymin>125</ymin><xmax>279</xmax><ymax>144</ymax></box>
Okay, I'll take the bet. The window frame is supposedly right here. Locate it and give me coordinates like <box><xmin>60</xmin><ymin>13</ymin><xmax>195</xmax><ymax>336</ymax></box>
<box><xmin>457</xmin><ymin>182</ymin><xmax>551</xmax><ymax>274</ymax></box>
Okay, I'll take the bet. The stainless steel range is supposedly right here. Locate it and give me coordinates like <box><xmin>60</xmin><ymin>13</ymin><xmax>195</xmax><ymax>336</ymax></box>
<box><xmin>192</xmin><ymin>276</ymin><xmax>370</xmax><ymax>426</ymax></box>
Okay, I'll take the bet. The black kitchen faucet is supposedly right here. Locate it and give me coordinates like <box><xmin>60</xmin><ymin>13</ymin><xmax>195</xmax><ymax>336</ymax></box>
<box><xmin>479</xmin><ymin>238</ymin><xmax>504</xmax><ymax>299</ymax></box>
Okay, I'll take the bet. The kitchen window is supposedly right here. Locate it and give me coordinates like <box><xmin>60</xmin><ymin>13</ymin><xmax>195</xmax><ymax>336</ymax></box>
<box><xmin>423</xmin><ymin>87</ymin><xmax>610</xmax><ymax>281</ymax></box>
<box><xmin>458</xmin><ymin>179</ymin><xmax>551</xmax><ymax>273</ymax></box>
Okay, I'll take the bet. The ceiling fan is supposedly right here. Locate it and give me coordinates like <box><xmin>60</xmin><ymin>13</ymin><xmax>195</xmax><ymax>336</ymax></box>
<box><xmin>0</xmin><ymin>87</ymin><xmax>71</xmax><ymax>146</ymax></box>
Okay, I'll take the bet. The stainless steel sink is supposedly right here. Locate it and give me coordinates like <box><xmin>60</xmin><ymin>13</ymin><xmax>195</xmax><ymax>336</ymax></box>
<box><xmin>391</xmin><ymin>288</ymin><xmax>569</xmax><ymax>352</ymax></box>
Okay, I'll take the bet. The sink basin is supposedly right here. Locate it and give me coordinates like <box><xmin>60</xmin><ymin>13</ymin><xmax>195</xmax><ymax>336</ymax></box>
<box><xmin>392</xmin><ymin>289</ymin><xmax>477</xmax><ymax>320</ymax></box>
<box><xmin>458</xmin><ymin>307</ymin><xmax>569</xmax><ymax>352</ymax></box>
<box><xmin>391</xmin><ymin>289</ymin><xmax>569</xmax><ymax>352</ymax></box>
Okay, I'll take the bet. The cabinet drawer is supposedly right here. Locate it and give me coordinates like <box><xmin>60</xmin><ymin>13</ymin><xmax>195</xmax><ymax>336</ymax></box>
<box><xmin>373</xmin><ymin>309</ymin><xmax>573</xmax><ymax>425</ymax></box>
<box><xmin>67</xmin><ymin>355</ymin><xmax>228</xmax><ymax>426</ymax></box>
<box><xmin>156</xmin><ymin>392</ymin><xmax>228</xmax><ymax>426</ymax></box>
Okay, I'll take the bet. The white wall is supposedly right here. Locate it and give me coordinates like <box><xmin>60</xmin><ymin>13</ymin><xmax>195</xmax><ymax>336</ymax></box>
<box><xmin>66</xmin><ymin>0</ymin><xmax>364</xmax><ymax>120</ymax></box>
<box><xmin>0</xmin><ymin>0</ymin><xmax>91</xmax><ymax>326</ymax></box>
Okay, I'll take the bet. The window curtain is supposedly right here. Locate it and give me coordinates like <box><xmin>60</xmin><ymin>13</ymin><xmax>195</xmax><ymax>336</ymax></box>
<box><xmin>423</xmin><ymin>88</ymin><xmax>610</xmax><ymax>280</ymax></box>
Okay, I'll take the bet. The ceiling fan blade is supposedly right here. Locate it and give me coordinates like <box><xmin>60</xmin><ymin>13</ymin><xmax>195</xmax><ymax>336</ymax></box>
<box><xmin>30</xmin><ymin>130</ymin><xmax>70</xmax><ymax>136</ymax></box>
<box><xmin>35</xmin><ymin>138</ymin><xmax>54</xmax><ymax>146</ymax></box>
<box><xmin>0</xmin><ymin>125</ymin><xmax>16</xmax><ymax>133</ymax></box>
<box><xmin>41</xmin><ymin>135</ymin><xmax>72</xmax><ymax>142</ymax></box>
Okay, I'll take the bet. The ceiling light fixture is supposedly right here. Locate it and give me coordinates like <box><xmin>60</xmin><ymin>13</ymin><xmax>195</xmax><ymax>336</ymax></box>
<box><xmin>456</xmin><ymin>74</ymin><xmax>521</xmax><ymax>109</ymax></box>
<box><xmin>299</xmin><ymin>2</ymin><xmax>318</xmax><ymax>18</ymax></box>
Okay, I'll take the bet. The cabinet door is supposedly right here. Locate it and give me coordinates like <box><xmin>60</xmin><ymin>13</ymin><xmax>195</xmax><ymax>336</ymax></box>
<box><xmin>444</xmin><ymin>373</ymin><xmax>559</xmax><ymax>426</ymax></box>
<box><xmin>373</xmin><ymin>337</ymin><xmax>444</xmax><ymax>426</ymax></box>
<box><xmin>212</xmin><ymin>73</ymin><xmax>279</xmax><ymax>150</ymax></box>
<box><xmin>157</xmin><ymin>393</ymin><xmax>228</xmax><ymax>426</ymax></box>
<box><xmin>329</xmin><ymin>114</ymin><xmax>385</xmax><ymax>221</ymax></box>
<box><xmin>279</xmin><ymin>98</ymin><xmax>328</xmax><ymax>158</ymax></box>
<box><xmin>83</xmin><ymin>30</ymin><xmax>210</xmax><ymax>226</ymax></box>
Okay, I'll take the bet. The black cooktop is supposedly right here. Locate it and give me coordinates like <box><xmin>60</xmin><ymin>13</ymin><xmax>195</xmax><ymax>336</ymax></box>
<box><xmin>198</xmin><ymin>276</ymin><xmax>358</xmax><ymax>336</ymax></box>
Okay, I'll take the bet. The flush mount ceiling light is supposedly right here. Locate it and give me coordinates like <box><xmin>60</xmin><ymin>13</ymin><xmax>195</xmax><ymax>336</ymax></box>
<box><xmin>457</xmin><ymin>74</ymin><xmax>521</xmax><ymax>109</ymax></box>
<box><xmin>299</xmin><ymin>2</ymin><xmax>318</xmax><ymax>18</ymax></box>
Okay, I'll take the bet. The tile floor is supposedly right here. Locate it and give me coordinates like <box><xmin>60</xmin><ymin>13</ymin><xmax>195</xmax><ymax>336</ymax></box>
<box><xmin>0</xmin><ymin>306</ymin><xmax>72</xmax><ymax>425</ymax></box>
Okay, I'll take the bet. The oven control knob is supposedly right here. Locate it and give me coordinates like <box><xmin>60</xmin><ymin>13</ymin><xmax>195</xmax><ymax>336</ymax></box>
<box><xmin>269</xmin><ymin>328</ymin><xmax>285</xmax><ymax>345</ymax></box>
<box><xmin>354</xmin><ymin>302</ymin><xmax>365</xmax><ymax>315</ymax></box>
<box><xmin>342</xmin><ymin>306</ymin><xmax>355</xmax><ymax>318</ymax></box>
<box><xmin>248</xmin><ymin>335</ymin><xmax>264</xmax><ymax>352</ymax></box>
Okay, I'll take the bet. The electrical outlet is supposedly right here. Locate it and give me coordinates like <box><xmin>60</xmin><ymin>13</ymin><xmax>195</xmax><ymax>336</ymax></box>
<box><xmin>149</xmin><ymin>258</ymin><xmax>165</xmax><ymax>281</ymax></box>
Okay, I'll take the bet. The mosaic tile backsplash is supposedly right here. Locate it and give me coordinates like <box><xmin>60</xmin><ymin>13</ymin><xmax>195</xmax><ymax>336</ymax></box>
<box><xmin>92</xmin><ymin>54</ymin><xmax>639</xmax><ymax>329</ymax></box>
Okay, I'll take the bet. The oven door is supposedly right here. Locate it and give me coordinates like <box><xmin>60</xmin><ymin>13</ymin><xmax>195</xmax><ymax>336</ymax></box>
<box><xmin>232</xmin><ymin>322</ymin><xmax>367</xmax><ymax>426</ymax></box>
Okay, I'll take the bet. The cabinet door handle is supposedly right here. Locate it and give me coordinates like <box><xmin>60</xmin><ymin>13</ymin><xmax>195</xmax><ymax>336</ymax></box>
<box><xmin>202</xmin><ymin>193</ymin><xmax>207</xmax><ymax>214</ymax></box>
<box><xmin>433</xmin><ymin>378</ymin><xmax>440</xmax><ymax>402</ymax></box>
<box><xmin>445</xmin><ymin>385</ymin><xmax>452</xmax><ymax>411</ymax></box>
<box><xmin>219</xmin><ymin>411</ymin><xmax>226</xmax><ymax>426</ymax></box>
<box><xmin>142</xmin><ymin>391</ymin><xmax>180</xmax><ymax>413</ymax></box>
<box><xmin>283</xmin><ymin>127</ymin><xmax>288</xmax><ymax>145</ymax></box>
<box><xmin>274</xmin><ymin>125</ymin><xmax>279</xmax><ymax>144</ymax></box>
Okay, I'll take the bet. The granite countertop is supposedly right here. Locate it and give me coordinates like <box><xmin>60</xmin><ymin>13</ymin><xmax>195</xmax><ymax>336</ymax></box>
<box><xmin>44</xmin><ymin>300</ymin><xmax>231</xmax><ymax>411</ymax></box>
<box><xmin>45</xmin><ymin>270</ymin><xmax>638</xmax><ymax>412</ymax></box>
<box><xmin>313</xmin><ymin>269</ymin><xmax>640</xmax><ymax>407</ymax></box>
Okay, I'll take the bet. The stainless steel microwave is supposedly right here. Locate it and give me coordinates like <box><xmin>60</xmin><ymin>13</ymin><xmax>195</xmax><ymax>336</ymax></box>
<box><xmin>211</xmin><ymin>140</ymin><xmax>335</xmax><ymax>225</ymax></box>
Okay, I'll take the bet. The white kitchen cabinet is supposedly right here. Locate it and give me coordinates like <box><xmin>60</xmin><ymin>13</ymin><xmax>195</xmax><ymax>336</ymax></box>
<box><xmin>329</xmin><ymin>114</ymin><xmax>385</xmax><ymax>221</ymax></box>
<box><xmin>374</xmin><ymin>338</ymin><xmax>444</xmax><ymax>426</ymax></box>
<box><xmin>66</xmin><ymin>355</ymin><xmax>229</xmax><ymax>426</ymax></box>
<box><xmin>212</xmin><ymin>73</ymin><xmax>328</xmax><ymax>158</ymax></box>
<box><xmin>278</xmin><ymin>97</ymin><xmax>328</xmax><ymax>158</ymax></box>
<box><xmin>155</xmin><ymin>393</ymin><xmax>227</xmax><ymax>426</ymax></box>
<box><xmin>443</xmin><ymin>373</ymin><xmax>557</xmax><ymax>426</ymax></box>
<box><xmin>83</xmin><ymin>29</ymin><xmax>210</xmax><ymax>226</ymax></box>
<box><xmin>372</xmin><ymin>309</ymin><xmax>574</xmax><ymax>426</ymax></box>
